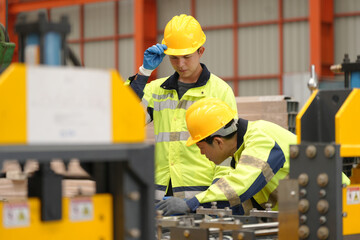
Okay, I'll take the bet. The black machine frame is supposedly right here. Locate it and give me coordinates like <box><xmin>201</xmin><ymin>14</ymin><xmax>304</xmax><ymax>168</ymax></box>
<box><xmin>0</xmin><ymin>143</ymin><xmax>154</xmax><ymax>240</ymax></box>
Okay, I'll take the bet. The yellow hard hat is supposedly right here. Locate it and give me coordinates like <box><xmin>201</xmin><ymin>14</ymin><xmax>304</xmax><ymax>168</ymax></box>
<box><xmin>162</xmin><ymin>14</ymin><xmax>206</xmax><ymax>56</ymax></box>
<box><xmin>186</xmin><ymin>98</ymin><xmax>237</xmax><ymax>146</ymax></box>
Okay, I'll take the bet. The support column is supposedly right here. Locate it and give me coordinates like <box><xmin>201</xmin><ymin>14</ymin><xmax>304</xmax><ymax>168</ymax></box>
<box><xmin>134</xmin><ymin>0</ymin><xmax>157</xmax><ymax>80</ymax></box>
<box><xmin>309</xmin><ymin>0</ymin><xmax>334</xmax><ymax>78</ymax></box>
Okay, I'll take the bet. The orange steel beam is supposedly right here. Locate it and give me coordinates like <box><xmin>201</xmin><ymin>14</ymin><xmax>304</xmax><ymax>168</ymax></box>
<box><xmin>309</xmin><ymin>0</ymin><xmax>334</xmax><ymax>78</ymax></box>
<box><xmin>134</xmin><ymin>0</ymin><xmax>157</xmax><ymax>79</ymax></box>
<box><xmin>0</xmin><ymin>0</ymin><xmax>6</xmax><ymax>27</ymax></box>
<box><xmin>7</xmin><ymin>0</ymin><xmax>115</xmax><ymax>14</ymax></box>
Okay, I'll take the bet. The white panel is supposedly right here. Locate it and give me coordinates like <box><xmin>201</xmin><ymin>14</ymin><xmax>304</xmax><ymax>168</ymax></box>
<box><xmin>283</xmin><ymin>0</ymin><xmax>308</xmax><ymax>19</ymax></box>
<box><xmin>238</xmin><ymin>0</ymin><xmax>278</xmax><ymax>23</ymax></box>
<box><xmin>50</xmin><ymin>5</ymin><xmax>80</xmax><ymax>40</ymax></box>
<box><xmin>84</xmin><ymin>41</ymin><xmax>115</xmax><ymax>69</ymax></box>
<box><xmin>67</xmin><ymin>43</ymin><xmax>81</xmax><ymax>66</ymax></box>
<box><xmin>283</xmin><ymin>22</ymin><xmax>309</xmax><ymax>73</ymax></box>
<box><xmin>335</xmin><ymin>16</ymin><xmax>360</xmax><ymax>64</ymax></box>
<box><xmin>238</xmin><ymin>25</ymin><xmax>278</xmax><ymax>75</ymax></box>
<box><xmin>202</xmin><ymin>29</ymin><xmax>233</xmax><ymax>77</ymax></box>
<box><xmin>118</xmin><ymin>0</ymin><xmax>134</xmax><ymax>34</ymax></box>
<box><xmin>27</xmin><ymin>66</ymin><xmax>111</xmax><ymax>144</ymax></box>
<box><xmin>238</xmin><ymin>79</ymin><xmax>279</xmax><ymax>96</ymax></box>
<box><xmin>156</xmin><ymin>0</ymin><xmax>191</xmax><ymax>30</ymax></box>
<box><xmin>196</xmin><ymin>0</ymin><xmax>233</xmax><ymax>26</ymax></box>
<box><xmin>335</xmin><ymin>0</ymin><xmax>360</xmax><ymax>13</ymax></box>
<box><xmin>118</xmin><ymin>38</ymin><xmax>135</xmax><ymax>80</ymax></box>
<box><xmin>283</xmin><ymin>72</ymin><xmax>311</xmax><ymax>109</ymax></box>
<box><xmin>84</xmin><ymin>2</ymin><xmax>115</xmax><ymax>38</ymax></box>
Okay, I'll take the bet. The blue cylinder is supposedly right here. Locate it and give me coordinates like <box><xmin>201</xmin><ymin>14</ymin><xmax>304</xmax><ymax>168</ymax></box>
<box><xmin>44</xmin><ymin>32</ymin><xmax>61</xmax><ymax>66</ymax></box>
<box><xmin>26</xmin><ymin>34</ymin><xmax>40</xmax><ymax>45</ymax></box>
<box><xmin>351</xmin><ymin>71</ymin><xmax>360</xmax><ymax>88</ymax></box>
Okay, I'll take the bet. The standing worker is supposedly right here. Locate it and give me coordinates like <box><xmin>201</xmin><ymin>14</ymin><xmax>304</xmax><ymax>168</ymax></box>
<box><xmin>157</xmin><ymin>98</ymin><xmax>351</xmax><ymax>215</ymax></box>
<box><xmin>127</xmin><ymin>14</ymin><xmax>237</xmax><ymax>202</ymax></box>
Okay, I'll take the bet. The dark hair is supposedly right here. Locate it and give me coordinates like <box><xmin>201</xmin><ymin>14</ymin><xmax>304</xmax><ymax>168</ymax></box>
<box><xmin>200</xmin><ymin>119</ymin><xmax>237</xmax><ymax>145</ymax></box>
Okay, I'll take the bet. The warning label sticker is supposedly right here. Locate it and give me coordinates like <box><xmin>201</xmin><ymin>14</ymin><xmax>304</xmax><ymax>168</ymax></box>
<box><xmin>347</xmin><ymin>187</ymin><xmax>360</xmax><ymax>205</ymax></box>
<box><xmin>70</xmin><ymin>198</ymin><xmax>93</xmax><ymax>222</ymax></box>
<box><xmin>3</xmin><ymin>202</ymin><xmax>30</xmax><ymax>228</ymax></box>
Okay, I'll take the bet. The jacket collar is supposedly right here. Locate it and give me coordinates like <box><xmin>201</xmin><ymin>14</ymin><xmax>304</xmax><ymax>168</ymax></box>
<box><xmin>236</xmin><ymin>118</ymin><xmax>248</xmax><ymax>149</ymax></box>
<box><xmin>160</xmin><ymin>63</ymin><xmax>211</xmax><ymax>90</ymax></box>
<box><xmin>230</xmin><ymin>118</ymin><xmax>248</xmax><ymax>169</ymax></box>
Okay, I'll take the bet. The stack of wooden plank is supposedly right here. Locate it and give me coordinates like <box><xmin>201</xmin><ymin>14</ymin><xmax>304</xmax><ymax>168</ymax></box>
<box><xmin>235</xmin><ymin>95</ymin><xmax>298</xmax><ymax>133</ymax></box>
<box><xmin>0</xmin><ymin>159</ymin><xmax>95</xmax><ymax>201</ymax></box>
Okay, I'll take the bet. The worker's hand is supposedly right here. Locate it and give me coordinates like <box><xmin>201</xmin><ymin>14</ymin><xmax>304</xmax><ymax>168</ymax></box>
<box><xmin>156</xmin><ymin>197</ymin><xmax>190</xmax><ymax>216</ymax></box>
<box><xmin>143</xmin><ymin>43</ymin><xmax>167</xmax><ymax>70</ymax></box>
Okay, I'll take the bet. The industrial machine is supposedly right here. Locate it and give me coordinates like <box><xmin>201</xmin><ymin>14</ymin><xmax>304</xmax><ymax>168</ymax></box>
<box><xmin>0</xmin><ymin>63</ymin><xmax>154</xmax><ymax>240</ymax></box>
<box><xmin>0</xmin><ymin>12</ymin><xmax>156</xmax><ymax>240</ymax></box>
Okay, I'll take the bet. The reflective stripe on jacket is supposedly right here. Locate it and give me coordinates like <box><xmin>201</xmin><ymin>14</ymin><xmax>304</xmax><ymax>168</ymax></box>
<box><xmin>187</xmin><ymin>119</ymin><xmax>297</xmax><ymax>213</ymax></box>
<box><xmin>137</xmin><ymin>64</ymin><xmax>237</xmax><ymax>200</ymax></box>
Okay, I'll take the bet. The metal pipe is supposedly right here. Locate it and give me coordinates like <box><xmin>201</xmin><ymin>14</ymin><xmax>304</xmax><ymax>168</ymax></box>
<box><xmin>242</xmin><ymin>222</ymin><xmax>279</xmax><ymax>229</ymax></box>
<box><xmin>255</xmin><ymin>227</ymin><xmax>278</xmax><ymax>236</ymax></box>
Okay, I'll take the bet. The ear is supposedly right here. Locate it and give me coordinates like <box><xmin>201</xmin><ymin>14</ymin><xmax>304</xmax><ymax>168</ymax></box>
<box><xmin>213</xmin><ymin>137</ymin><xmax>224</xmax><ymax>149</ymax></box>
<box><xmin>198</xmin><ymin>46</ymin><xmax>205</xmax><ymax>56</ymax></box>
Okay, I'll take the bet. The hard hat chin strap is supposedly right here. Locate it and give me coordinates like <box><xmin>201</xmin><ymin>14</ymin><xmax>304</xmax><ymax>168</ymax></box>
<box><xmin>210</xmin><ymin>120</ymin><xmax>237</xmax><ymax>137</ymax></box>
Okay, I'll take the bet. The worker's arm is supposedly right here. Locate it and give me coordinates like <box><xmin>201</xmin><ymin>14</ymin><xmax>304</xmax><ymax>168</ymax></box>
<box><xmin>127</xmin><ymin>74</ymin><xmax>149</xmax><ymax>99</ymax></box>
<box><xmin>126</xmin><ymin>43</ymin><xmax>167</xmax><ymax>99</ymax></box>
<box><xmin>187</xmin><ymin>130</ymin><xmax>287</xmax><ymax>213</ymax></box>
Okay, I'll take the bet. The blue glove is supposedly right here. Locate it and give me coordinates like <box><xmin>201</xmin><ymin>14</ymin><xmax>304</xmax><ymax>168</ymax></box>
<box><xmin>156</xmin><ymin>197</ymin><xmax>190</xmax><ymax>216</ymax></box>
<box><xmin>143</xmin><ymin>44</ymin><xmax>167</xmax><ymax>70</ymax></box>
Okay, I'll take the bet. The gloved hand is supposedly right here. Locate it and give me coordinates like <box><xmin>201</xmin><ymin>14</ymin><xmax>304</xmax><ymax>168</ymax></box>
<box><xmin>156</xmin><ymin>197</ymin><xmax>190</xmax><ymax>216</ymax></box>
<box><xmin>143</xmin><ymin>43</ymin><xmax>167</xmax><ymax>70</ymax></box>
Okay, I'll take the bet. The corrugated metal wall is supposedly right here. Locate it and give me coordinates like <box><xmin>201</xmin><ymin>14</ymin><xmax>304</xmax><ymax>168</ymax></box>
<box><xmin>334</xmin><ymin>0</ymin><xmax>360</xmax><ymax>64</ymax></box>
<box><xmin>22</xmin><ymin>0</ymin><xmax>360</xmax><ymax>97</ymax></box>
<box><xmin>50</xmin><ymin>0</ymin><xmax>134</xmax><ymax>79</ymax></box>
<box><xmin>158</xmin><ymin>0</ymin><xmax>309</xmax><ymax>96</ymax></box>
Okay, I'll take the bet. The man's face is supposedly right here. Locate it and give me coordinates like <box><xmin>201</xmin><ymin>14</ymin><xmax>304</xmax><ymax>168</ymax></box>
<box><xmin>196</xmin><ymin>139</ymin><xmax>227</xmax><ymax>165</ymax></box>
<box><xmin>169</xmin><ymin>47</ymin><xmax>203</xmax><ymax>79</ymax></box>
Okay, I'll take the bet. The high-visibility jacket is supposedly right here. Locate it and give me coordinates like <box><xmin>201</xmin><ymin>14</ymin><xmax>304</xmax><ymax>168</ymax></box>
<box><xmin>129</xmin><ymin>64</ymin><xmax>237</xmax><ymax>200</ymax></box>
<box><xmin>186</xmin><ymin>118</ymin><xmax>296</xmax><ymax>214</ymax></box>
<box><xmin>186</xmin><ymin>118</ymin><xmax>351</xmax><ymax>214</ymax></box>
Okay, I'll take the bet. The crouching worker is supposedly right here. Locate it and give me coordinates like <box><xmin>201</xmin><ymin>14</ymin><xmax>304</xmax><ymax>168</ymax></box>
<box><xmin>157</xmin><ymin>97</ymin><xmax>351</xmax><ymax>215</ymax></box>
<box><xmin>157</xmin><ymin>97</ymin><xmax>297</xmax><ymax>215</ymax></box>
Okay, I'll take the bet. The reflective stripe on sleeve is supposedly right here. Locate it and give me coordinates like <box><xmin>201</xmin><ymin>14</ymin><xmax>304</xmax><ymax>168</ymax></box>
<box><xmin>155</xmin><ymin>131</ymin><xmax>190</xmax><ymax>142</ymax></box>
<box><xmin>142</xmin><ymin>98</ymin><xmax>149</xmax><ymax>108</ymax></box>
<box><xmin>241</xmin><ymin>199</ymin><xmax>254</xmax><ymax>215</ymax></box>
<box><xmin>215</xmin><ymin>178</ymin><xmax>241</xmax><ymax>207</ymax></box>
<box><xmin>239</xmin><ymin>155</ymin><xmax>275</xmax><ymax>183</ymax></box>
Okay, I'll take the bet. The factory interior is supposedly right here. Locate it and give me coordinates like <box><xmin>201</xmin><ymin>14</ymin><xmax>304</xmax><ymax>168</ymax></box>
<box><xmin>1</xmin><ymin>0</ymin><xmax>360</xmax><ymax>239</ymax></box>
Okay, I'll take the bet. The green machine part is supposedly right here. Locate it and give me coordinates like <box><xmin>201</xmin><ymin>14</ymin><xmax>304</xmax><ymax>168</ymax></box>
<box><xmin>0</xmin><ymin>23</ymin><xmax>15</xmax><ymax>73</ymax></box>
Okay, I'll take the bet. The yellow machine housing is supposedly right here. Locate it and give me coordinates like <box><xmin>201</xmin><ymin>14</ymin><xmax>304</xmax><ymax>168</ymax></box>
<box><xmin>0</xmin><ymin>195</ymin><xmax>113</xmax><ymax>239</ymax></box>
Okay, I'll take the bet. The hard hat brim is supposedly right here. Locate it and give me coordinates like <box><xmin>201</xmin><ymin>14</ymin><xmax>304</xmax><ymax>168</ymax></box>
<box><xmin>186</xmin><ymin>136</ymin><xmax>198</xmax><ymax>146</ymax></box>
<box><xmin>164</xmin><ymin>47</ymin><xmax>199</xmax><ymax>56</ymax></box>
